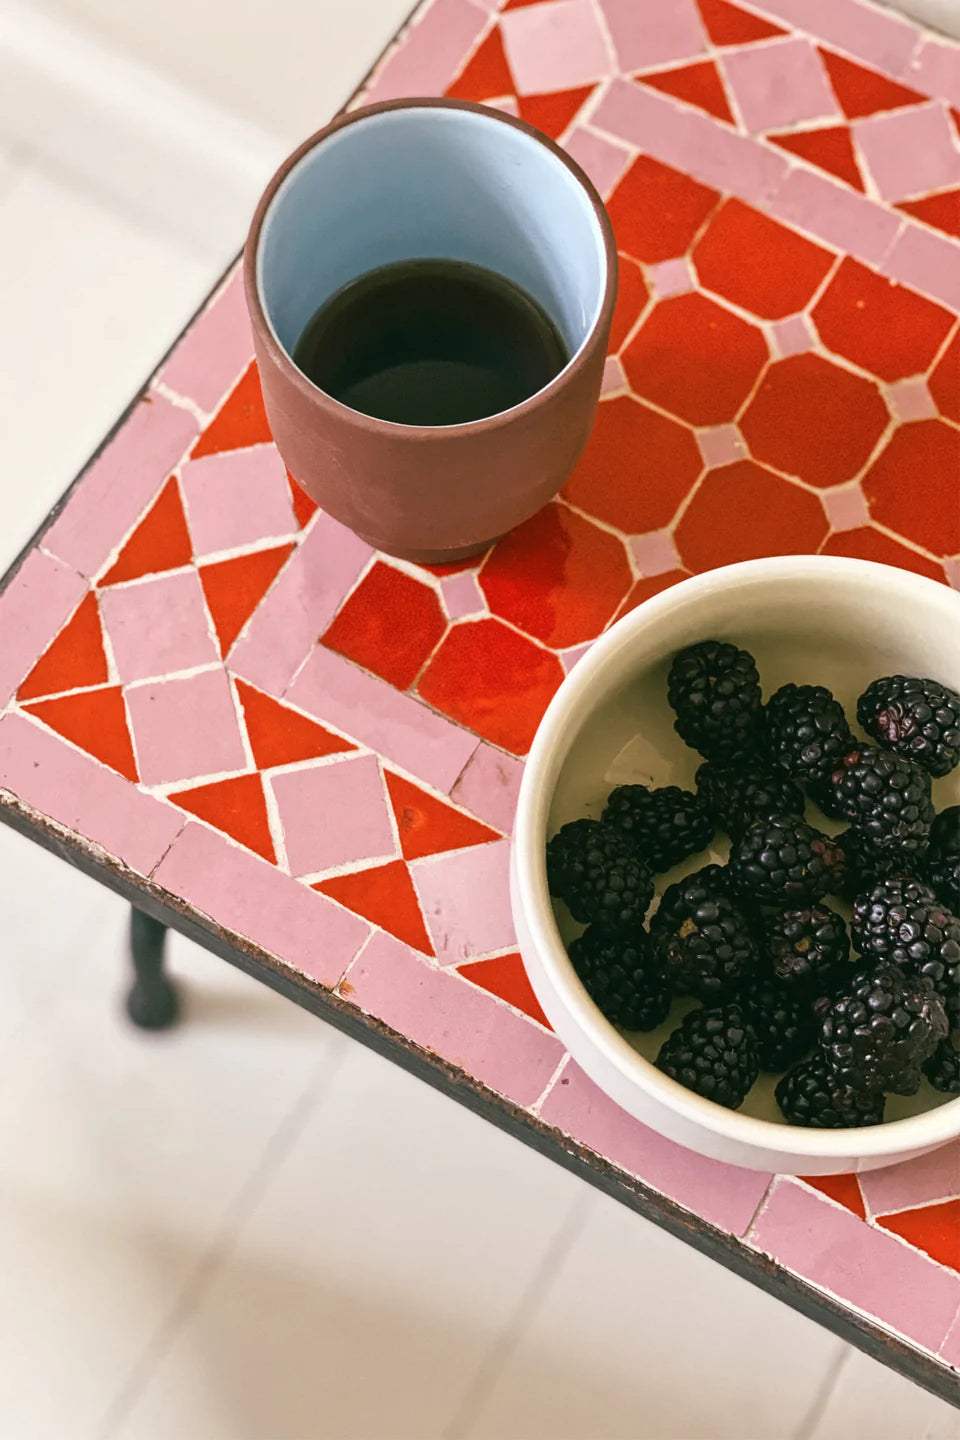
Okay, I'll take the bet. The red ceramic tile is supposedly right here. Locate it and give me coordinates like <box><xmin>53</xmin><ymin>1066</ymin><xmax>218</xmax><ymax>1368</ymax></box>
<box><xmin>819</xmin><ymin>46</ymin><xmax>926</xmax><ymax>121</ymax></box>
<box><xmin>417</xmin><ymin>617</ymin><xmax>564</xmax><ymax>756</ymax></box>
<box><xmin>517</xmin><ymin>84</ymin><xmax>593</xmax><ymax>138</ymax></box>
<box><xmin>384</xmin><ymin>770</ymin><xmax>500</xmax><ymax>860</ymax></box>
<box><xmin>315</xmin><ymin>859</ymin><xmax>434</xmax><ymax>956</ymax></box>
<box><xmin>693</xmin><ymin>199</ymin><xmax>835</xmax><ymax>320</ymax></box>
<box><xmin>820</xmin><ymin>526</ymin><xmax>948</xmax><ymax>584</ymax></box>
<box><xmin>929</xmin><ymin>329</ymin><xmax>959</xmax><ymax>423</ymax></box>
<box><xmin>99</xmin><ymin>477</ymin><xmax>193</xmax><ymax>586</ymax></box>
<box><xmin>322</xmin><ymin>561</ymin><xmax>447</xmax><ymax>691</ymax></box>
<box><xmin>479</xmin><ymin>502</ymin><xmax>632</xmax><ymax>648</ymax></box>
<box><xmin>616</xmin><ymin>568</ymin><xmax>692</xmax><ymax>618</ymax></box>
<box><xmin>190</xmin><ymin>361</ymin><xmax>272</xmax><ymax>459</ymax></box>
<box><xmin>878</xmin><ymin>1199</ymin><xmax>960</xmax><ymax>1273</ymax></box>
<box><xmin>458</xmin><ymin>952</ymin><xmax>552</xmax><ymax>1029</ymax></box>
<box><xmin>23</xmin><ymin>686</ymin><xmax>138</xmax><ymax>782</ymax></box>
<box><xmin>637</xmin><ymin>60</ymin><xmax>734</xmax><ymax>125</ymax></box>
<box><xmin>800</xmin><ymin>1173</ymin><xmax>866</xmax><ymax>1219</ymax></box>
<box><xmin>446</xmin><ymin>24</ymin><xmax>515</xmax><ymax>101</ymax></box>
<box><xmin>287</xmin><ymin>471</ymin><xmax>318</xmax><ymax>528</ymax></box>
<box><xmin>199</xmin><ymin>543</ymin><xmax>295</xmax><ymax>657</ymax></box>
<box><xmin>608</xmin><ymin>254</ymin><xmax>649</xmax><ymax>352</ymax></box>
<box><xmin>563</xmin><ymin>395</ymin><xmax>702</xmax><ymax>533</ymax></box>
<box><xmin>897</xmin><ymin>189</ymin><xmax>960</xmax><ymax>240</ymax></box>
<box><xmin>695</xmin><ymin>0</ymin><xmax>785</xmax><ymax>46</ymax></box>
<box><xmin>18</xmin><ymin>592</ymin><xmax>107</xmax><ymax>702</ymax></box>
<box><xmin>767</xmin><ymin>125</ymin><xmax>865</xmax><ymax>192</ymax></box>
<box><xmin>419</xmin><ymin>555</ymin><xmax>484</xmax><ymax>577</ymax></box>
<box><xmin>740</xmin><ymin>354</ymin><xmax>888</xmax><ymax>487</ymax></box>
<box><xmin>813</xmin><ymin>258</ymin><xmax>956</xmax><ymax>383</ymax></box>
<box><xmin>675</xmin><ymin>460</ymin><xmax>828</xmax><ymax>570</ymax></box>
<box><xmin>235</xmin><ymin>678</ymin><xmax>355</xmax><ymax>770</ymax></box>
<box><xmin>606</xmin><ymin>154</ymin><xmax>720</xmax><ymax>264</ymax></box>
<box><xmin>863</xmin><ymin>419</ymin><xmax>960</xmax><ymax>554</ymax></box>
<box><xmin>624</xmin><ymin>292</ymin><xmax>768</xmax><ymax>425</ymax></box>
<box><xmin>169</xmin><ymin>772</ymin><xmax>276</xmax><ymax>863</ymax></box>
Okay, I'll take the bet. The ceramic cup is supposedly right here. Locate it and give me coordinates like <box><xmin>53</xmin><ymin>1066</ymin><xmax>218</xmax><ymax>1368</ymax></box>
<box><xmin>244</xmin><ymin>98</ymin><xmax>617</xmax><ymax>564</ymax></box>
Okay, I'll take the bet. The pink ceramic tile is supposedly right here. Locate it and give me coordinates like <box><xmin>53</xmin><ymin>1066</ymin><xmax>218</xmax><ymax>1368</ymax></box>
<box><xmin>153</xmin><ymin>820</ymin><xmax>368</xmax><ymax>984</ymax></box>
<box><xmin>541</xmin><ymin>1064</ymin><xmax>772</xmax><ymax>1232</ymax></box>
<box><xmin>886</xmin><ymin>378</ymin><xmax>939</xmax><ymax>421</ymax></box>
<box><xmin>125</xmin><ymin>668</ymin><xmax>247</xmax><ymax>785</ymax></box>
<box><xmin>766</xmin><ymin>168</ymin><xmax>901</xmax><ymax>266</ymax></box>
<box><xmin>945</xmin><ymin>556</ymin><xmax>960</xmax><ymax>591</ymax></box>
<box><xmin>562</xmin><ymin>128</ymin><xmax>633</xmax><ymax>201</ymax></box>
<box><xmin>343</xmin><ymin>929</ymin><xmax>564</xmax><ymax>1105</ymax></box>
<box><xmin>770</xmin><ymin>314</ymin><xmax>816</xmax><ymax>358</ymax></box>
<box><xmin>99</xmin><ymin>570</ymin><xmax>217</xmax><ymax>684</ymax></box>
<box><xmin>601</xmin><ymin>355</ymin><xmax>627</xmax><ymax>394</ymax></box>
<box><xmin>500</xmin><ymin>0</ymin><xmax>612</xmax><ymax>95</ymax></box>
<box><xmin>450</xmin><ymin>741</ymin><xmax>522</xmax><ymax>834</ymax></box>
<box><xmin>229</xmin><ymin>513</ymin><xmax>373</xmax><ymax>695</ymax></box>
<box><xmin>859</xmin><ymin>1143</ymin><xmax>960</xmax><ymax>1218</ymax></box>
<box><xmin>649</xmin><ymin>257</ymin><xmax>696</xmax><ymax>298</ymax></box>
<box><xmin>156</xmin><ymin>267</ymin><xmax>254</xmax><ymax>415</ymax></box>
<box><xmin>695</xmin><ymin>424</ymin><xmax>745</xmax><ymax>469</ymax></box>
<box><xmin>410</xmin><ymin>837</ymin><xmax>515</xmax><ymax>962</ymax></box>
<box><xmin>628</xmin><ymin>528</ymin><xmax>683</xmax><ymax>575</ymax></box>
<box><xmin>883</xmin><ymin>222</ymin><xmax>960</xmax><ymax>311</ymax></box>
<box><xmin>43</xmin><ymin>395</ymin><xmax>198</xmax><ymax>578</ymax></box>
<box><xmin>363</xmin><ymin>0</ymin><xmax>487</xmax><ymax>104</ymax></box>
<box><xmin>750</xmin><ymin>1179</ymin><xmax>960</xmax><ymax>1352</ymax></box>
<box><xmin>286</xmin><ymin>644</ymin><xmax>477</xmax><ymax>795</ymax></box>
<box><xmin>0</xmin><ymin>551</ymin><xmax>87</xmax><ymax>710</ymax></box>
<box><xmin>908</xmin><ymin>38</ymin><xmax>960</xmax><ymax>108</ymax></box>
<box><xmin>854</xmin><ymin>105</ymin><xmax>960</xmax><ymax>204</ymax></box>
<box><xmin>755</xmin><ymin>0</ymin><xmax>919</xmax><ymax>80</ymax></box>
<box><xmin>821</xmin><ymin>485</ymin><xmax>870</xmax><ymax>531</ymax></box>
<box><xmin>560</xmin><ymin>642</ymin><xmax>594</xmax><ymax>673</ymax></box>
<box><xmin>441</xmin><ymin>571</ymin><xmax>486</xmax><ymax>620</ymax></box>
<box><xmin>599</xmin><ymin>0</ymin><xmax>705</xmax><ymax>73</ymax></box>
<box><xmin>0</xmin><ymin>713</ymin><xmax>184</xmax><ymax>873</ymax></box>
<box><xmin>721</xmin><ymin>38</ymin><xmax>838</xmax><ymax>134</ymax></box>
<box><xmin>180</xmin><ymin>445</ymin><xmax>297</xmax><ymax>556</ymax></box>
<box><xmin>940</xmin><ymin>1304</ymin><xmax>960</xmax><ymax>1368</ymax></box>
<box><xmin>592</xmin><ymin>79</ymin><xmax>788</xmax><ymax>204</ymax></box>
<box><xmin>270</xmin><ymin>753</ymin><xmax>395</xmax><ymax>876</ymax></box>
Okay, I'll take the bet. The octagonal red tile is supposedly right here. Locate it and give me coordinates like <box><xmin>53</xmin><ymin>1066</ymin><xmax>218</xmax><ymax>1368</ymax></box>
<box><xmin>812</xmin><ymin>258</ymin><xmax>956</xmax><ymax>383</ymax></box>
<box><xmin>623</xmin><ymin>293</ymin><xmax>769</xmax><ymax>426</ymax></box>
<box><xmin>862</xmin><ymin>420</ymin><xmax>960</xmax><ymax>555</ymax></box>
<box><xmin>693</xmin><ymin>199</ymin><xmax>835</xmax><ymax>320</ymax></box>
<box><xmin>675</xmin><ymin>460</ymin><xmax>828</xmax><ymax>571</ymax></box>
<box><xmin>563</xmin><ymin>396</ymin><xmax>703</xmax><ymax>534</ymax></box>
<box><xmin>609</xmin><ymin>253</ymin><xmax>650</xmax><ymax>352</ymax></box>
<box><xmin>322</xmin><ymin>561</ymin><xmax>447</xmax><ymax>691</ymax></box>
<box><xmin>820</xmin><ymin>527</ymin><xmax>947</xmax><ymax>583</ymax></box>
<box><xmin>740</xmin><ymin>354</ymin><xmax>889</xmax><ymax>487</ymax></box>
<box><xmin>929</xmin><ymin>329</ymin><xmax>959</xmax><ymax>424</ymax></box>
<box><xmin>606</xmin><ymin>155</ymin><xmax>720</xmax><ymax>264</ymax></box>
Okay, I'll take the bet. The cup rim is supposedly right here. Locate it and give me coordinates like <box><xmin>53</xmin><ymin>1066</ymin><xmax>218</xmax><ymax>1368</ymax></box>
<box><xmin>243</xmin><ymin>97</ymin><xmax>618</xmax><ymax>439</ymax></box>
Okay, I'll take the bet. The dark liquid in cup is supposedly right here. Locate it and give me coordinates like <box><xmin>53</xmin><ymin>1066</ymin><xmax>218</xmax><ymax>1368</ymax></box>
<box><xmin>292</xmin><ymin>258</ymin><xmax>568</xmax><ymax>426</ymax></box>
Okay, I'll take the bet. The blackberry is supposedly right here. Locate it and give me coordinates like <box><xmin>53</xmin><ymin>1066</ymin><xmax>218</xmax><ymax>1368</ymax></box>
<box><xmin>602</xmin><ymin>783</ymin><xmax>714</xmax><ymax>874</ymax></box>
<box><xmin>728</xmin><ymin>814</ymin><xmax>846</xmax><ymax>906</ymax></box>
<box><xmin>650</xmin><ymin>868</ymin><xmax>758</xmax><ymax>1000</ymax></box>
<box><xmin>923</xmin><ymin>1035</ymin><xmax>960</xmax><ymax>1094</ymax></box>
<box><xmin>925</xmin><ymin>806</ymin><xmax>960</xmax><ymax>910</ymax></box>
<box><xmin>854</xmin><ymin>893</ymin><xmax>960</xmax><ymax>1028</ymax></box>
<box><xmin>738</xmin><ymin>975</ymin><xmax>815</xmax><ymax>1071</ymax></box>
<box><xmin>775</xmin><ymin>1054</ymin><xmax>885</xmax><ymax>1128</ymax></box>
<box><xmin>834</xmin><ymin>827</ymin><xmax>916</xmax><ymax>902</ymax></box>
<box><xmin>567</xmin><ymin>926</ymin><xmax>671</xmax><ymax>1032</ymax></box>
<box><xmin>765</xmin><ymin>684</ymin><xmax>853</xmax><ymax>783</ymax></box>
<box><xmin>857</xmin><ymin>674</ymin><xmax>960</xmax><ymax>779</ymax></box>
<box><xmin>823</xmin><ymin>745</ymin><xmax>934</xmax><ymax>856</ymax></box>
<box><xmin>765</xmin><ymin>904</ymin><xmax>850</xmax><ymax>992</ymax></box>
<box><xmin>656</xmin><ymin>1004</ymin><xmax>759</xmax><ymax>1109</ymax></box>
<box><xmin>817</xmin><ymin>960</ymin><xmax>948</xmax><ymax>1096</ymax></box>
<box><xmin>546</xmin><ymin>819</ymin><xmax>654</xmax><ymax>930</ymax></box>
<box><xmin>666</xmin><ymin>640</ymin><xmax>763</xmax><ymax>763</ymax></box>
<box><xmin>850</xmin><ymin>875</ymin><xmax>937</xmax><ymax>954</ymax></box>
<box><xmin>695</xmin><ymin>761</ymin><xmax>804</xmax><ymax>841</ymax></box>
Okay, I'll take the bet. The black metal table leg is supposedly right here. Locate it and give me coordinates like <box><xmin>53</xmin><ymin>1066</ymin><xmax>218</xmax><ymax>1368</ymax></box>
<box><xmin>126</xmin><ymin>908</ymin><xmax>178</xmax><ymax>1029</ymax></box>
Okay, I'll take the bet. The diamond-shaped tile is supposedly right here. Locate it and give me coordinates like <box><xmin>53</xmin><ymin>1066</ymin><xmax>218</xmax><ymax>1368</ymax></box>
<box><xmin>125</xmin><ymin>668</ymin><xmax>246</xmax><ymax>785</ymax></box>
<box><xmin>99</xmin><ymin>569</ymin><xmax>218</xmax><ymax>684</ymax></box>
<box><xmin>500</xmin><ymin>0</ymin><xmax>611</xmax><ymax>94</ymax></box>
<box><xmin>721</xmin><ymin>37</ymin><xmax>837</xmax><ymax>133</ymax></box>
<box><xmin>180</xmin><ymin>445</ymin><xmax>296</xmax><ymax>557</ymax></box>
<box><xmin>270</xmin><ymin>752</ymin><xmax>395</xmax><ymax>877</ymax></box>
<box><xmin>854</xmin><ymin>104</ymin><xmax>960</xmax><ymax>204</ymax></box>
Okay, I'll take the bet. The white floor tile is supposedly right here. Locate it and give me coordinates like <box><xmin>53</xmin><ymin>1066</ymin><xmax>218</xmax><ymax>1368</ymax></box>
<box><xmin>807</xmin><ymin>1348</ymin><xmax>960</xmax><ymax>1440</ymax></box>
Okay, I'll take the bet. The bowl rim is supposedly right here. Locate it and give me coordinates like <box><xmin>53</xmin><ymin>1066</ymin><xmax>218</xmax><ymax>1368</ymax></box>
<box><xmin>514</xmin><ymin>555</ymin><xmax>960</xmax><ymax>1159</ymax></box>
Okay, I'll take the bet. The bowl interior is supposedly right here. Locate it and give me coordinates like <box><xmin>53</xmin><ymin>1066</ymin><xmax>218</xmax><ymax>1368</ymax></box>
<box><xmin>545</xmin><ymin>562</ymin><xmax>960</xmax><ymax>1131</ymax></box>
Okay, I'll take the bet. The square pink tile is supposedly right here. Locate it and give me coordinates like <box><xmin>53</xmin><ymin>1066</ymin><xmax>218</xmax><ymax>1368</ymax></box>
<box><xmin>501</xmin><ymin>0</ymin><xmax>612</xmax><ymax>95</ymax></box>
<box><xmin>770</xmin><ymin>313</ymin><xmax>816</xmax><ymax>358</ymax></box>
<box><xmin>944</xmin><ymin>556</ymin><xmax>960</xmax><ymax>591</ymax></box>
<box><xmin>441</xmin><ymin>571</ymin><xmax>486</xmax><ymax>620</ymax></box>
<box><xmin>628</xmin><ymin>529</ymin><xmax>683</xmax><ymax>575</ymax></box>
<box><xmin>270</xmin><ymin>753</ymin><xmax>395</xmax><ymax>877</ymax></box>
<box><xmin>362</xmin><ymin>0</ymin><xmax>487</xmax><ymax>105</ymax></box>
<box><xmin>156</xmin><ymin>266</ymin><xmax>254</xmax><ymax>416</ymax></box>
<box><xmin>721</xmin><ymin>38</ymin><xmax>838</xmax><ymax>134</ymax></box>
<box><xmin>695</xmin><ymin>424</ymin><xmax>747</xmax><ymax>469</ymax></box>
<box><xmin>450</xmin><ymin>741</ymin><xmax>523</xmax><ymax>834</ymax></box>
<box><xmin>100</xmin><ymin>570</ymin><xmax>217</xmax><ymax>684</ymax></box>
<box><xmin>882</xmin><ymin>222</ymin><xmax>960</xmax><ymax>311</ymax></box>
<box><xmin>125</xmin><ymin>668</ymin><xmax>247</xmax><ymax>785</ymax></box>
<box><xmin>601</xmin><ymin>355</ymin><xmax>628</xmax><ymax>394</ymax></box>
<box><xmin>821</xmin><ymin>485</ymin><xmax>870</xmax><ymax>531</ymax></box>
<box><xmin>766</xmin><ymin>168</ymin><xmax>900</xmax><ymax>267</ymax></box>
<box><xmin>756</xmin><ymin>0</ymin><xmax>918</xmax><ymax>81</ymax></box>
<box><xmin>180</xmin><ymin>445</ymin><xmax>297</xmax><ymax>557</ymax></box>
<box><xmin>0</xmin><ymin>551</ymin><xmax>87</xmax><ymax>710</ymax></box>
<box><xmin>562</xmin><ymin>128</ymin><xmax>633</xmax><ymax>200</ymax></box>
<box><xmin>599</xmin><ymin>0</ymin><xmax>705</xmax><ymax>73</ymax></box>
<box><xmin>860</xmin><ymin>1143</ymin><xmax>960</xmax><ymax>1218</ymax></box>
<box><xmin>410</xmin><ymin>837</ymin><xmax>515</xmax><ymax>963</ymax></box>
<box><xmin>649</xmin><ymin>257</ymin><xmax>696</xmax><ymax>298</ymax></box>
<box><xmin>854</xmin><ymin>104</ymin><xmax>960</xmax><ymax>204</ymax></box>
<box><xmin>886</xmin><ymin>378</ymin><xmax>939</xmax><ymax>422</ymax></box>
<box><xmin>908</xmin><ymin>39</ymin><xmax>960</xmax><ymax>108</ymax></box>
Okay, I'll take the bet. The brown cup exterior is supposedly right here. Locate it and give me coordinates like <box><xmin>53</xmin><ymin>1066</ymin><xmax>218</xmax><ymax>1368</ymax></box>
<box><xmin>244</xmin><ymin>99</ymin><xmax>617</xmax><ymax>565</ymax></box>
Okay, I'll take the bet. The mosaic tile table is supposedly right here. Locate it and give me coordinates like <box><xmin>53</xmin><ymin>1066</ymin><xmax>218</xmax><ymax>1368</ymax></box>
<box><xmin>2</xmin><ymin>0</ymin><xmax>960</xmax><ymax>1404</ymax></box>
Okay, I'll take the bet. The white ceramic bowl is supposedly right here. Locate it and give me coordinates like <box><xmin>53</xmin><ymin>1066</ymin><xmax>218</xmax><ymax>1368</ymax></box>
<box><xmin>512</xmin><ymin>557</ymin><xmax>960</xmax><ymax>1174</ymax></box>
